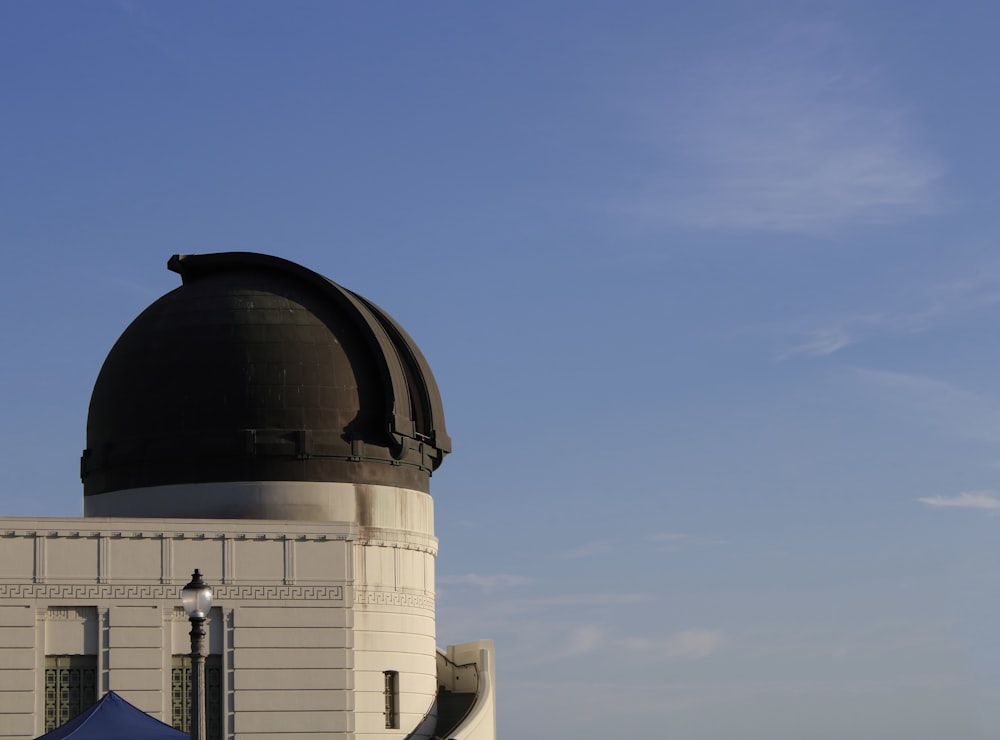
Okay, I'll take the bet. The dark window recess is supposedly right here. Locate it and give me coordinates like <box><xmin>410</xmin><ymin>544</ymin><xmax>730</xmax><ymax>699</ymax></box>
<box><xmin>172</xmin><ymin>654</ymin><xmax>224</xmax><ymax>740</ymax></box>
<box><xmin>384</xmin><ymin>670</ymin><xmax>400</xmax><ymax>729</ymax></box>
<box><xmin>44</xmin><ymin>655</ymin><xmax>98</xmax><ymax>731</ymax></box>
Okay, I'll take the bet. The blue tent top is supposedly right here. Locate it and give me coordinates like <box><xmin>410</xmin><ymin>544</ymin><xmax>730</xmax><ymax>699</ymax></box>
<box><xmin>34</xmin><ymin>691</ymin><xmax>187</xmax><ymax>740</ymax></box>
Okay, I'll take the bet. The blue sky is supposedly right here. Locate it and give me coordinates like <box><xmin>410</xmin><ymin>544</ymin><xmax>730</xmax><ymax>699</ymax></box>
<box><xmin>3</xmin><ymin>2</ymin><xmax>1000</xmax><ymax>738</ymax></box>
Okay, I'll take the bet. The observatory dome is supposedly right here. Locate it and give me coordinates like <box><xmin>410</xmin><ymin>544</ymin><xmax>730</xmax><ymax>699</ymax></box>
<box><xmin>81</xmin><ymin>252</ymin><xmax>450</xmax><ymax>514</ymax></box>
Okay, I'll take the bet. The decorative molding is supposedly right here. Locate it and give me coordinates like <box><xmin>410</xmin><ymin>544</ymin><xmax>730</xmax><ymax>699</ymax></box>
<box><xmin>283</xmin><ymin>538</ymin><xmax>295</xmax><ymax>585</ymax></box>
<box><xmin>34</xmin><ymin>535</ymin><xmax>45</xmax><ymax>584</ymax></box>
<box><xmin>355</xmin><ymin>589</ymin><xmax>434</xmax><ymax>612</ymax></box>
<box><xmin>222</xmin><ymin>537</ymin><xmax>234</xmax><ymax>584</ymax></box>
<box><xmin>97</xmin><ymin>536</ymin><xmax>110</xmax><ymax>584</ymax></box>
<box><xmin>215</xmin><ymin>584</ymin><xmax>343</xmax><ymax>601</ymax></box>
<box><xmin>45</xmin><ymin>606</ymin><xmax>96</xmax><ymax>621</ymax></box>
<box><xmin>0</xmin><ymin>582</ymin><xmax>345</xmax><ymax>602</ymax></box>
<box><xmin>356</xmin><ymin>537</ymin><xmax>437</xmax><ymax>555</ymax></box>
<box><xmin>160</xmin><ymin>537</ymin><xmax>171</xmax><ymax>584</ymax></box>
<box><xmin>0</xmin><ymin>529</ymin><xmax>354</xmax><ymax>543</ymax></box>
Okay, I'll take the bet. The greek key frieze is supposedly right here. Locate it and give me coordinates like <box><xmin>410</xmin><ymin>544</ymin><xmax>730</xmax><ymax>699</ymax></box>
<box><xmin>0</xmin><ymin>582</ymin><xmax>344</xmax><ymax>602</ymax></box>
<box><xmin>355</xmin><ymin>589</ymin><xmax>433</xmax><ymax>612</ymax></box>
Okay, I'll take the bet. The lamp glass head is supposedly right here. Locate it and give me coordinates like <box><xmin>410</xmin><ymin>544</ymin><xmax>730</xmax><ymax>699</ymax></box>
<box><xmin>181</xmin><ymin>569</ymin><xmax>213</xmax><ymax>619</ymax></box>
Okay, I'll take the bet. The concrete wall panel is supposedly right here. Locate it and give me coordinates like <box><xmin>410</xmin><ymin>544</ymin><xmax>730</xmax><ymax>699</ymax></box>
<box><xmin>233</xmin><ymin>689</ymin><xmax>349</xmax><ymax>712</ymax></box>
<box><xmin>234</xmin><ymin>627</ymin><xmax>349</xmax><ymax>649</ymax></box>
<box><xmin>233</xmin><ymin>710</ymin><xmax>351</xmax><ymax>734</ymax></box>
<box><xmin>0</xmin><ymin>672</ymin><xmax>33</xmax><ymax>692</ymax></box>
<box><xmin>108</xmin><ymin>669</ymin><xmax>165</xmax><ymax>691</ymax></box>
<box><xmin>233</xmin><ymin>539</ymin><xmax>283</xmax><ymax>582</ymax></box>
<box><xmin>172</xmin><ymin>539</ymin><xmax>224</xmax><ymax>583</ymax></box>
<box><xmin>0</xmin><ymin>691</ymin><xmax>35</xmax><ymax>714</ymax></box>
<box><xmin>0</xmin><ymin>649</ymin><xmax>34</xmax><ymax>669</ymax></box>
<box><xmin>108</xmin><ymin>537</ymin><xmax>160</xmax><ymax>581</ymax></box>
<box><xmin>294</xmin><ymin>540</ymin><xmax>348</xmax><ymax>582</ymax></box>
<box><xmin>0</xmin><ymin>627</ymin><xmax>33</xmax><ymax>644</ymax></box>
<box><xmin>107</xmin><ymin>647</ymin><xmax>166</xmax><ymax>669</ymax></box>
<box><xmin>353</xmin><ymin>631</ymin><xmax>435</xmax><ymax>655</ymax></box>
<box><xmin>233</xmin><ymin>668</ymin><xmax>351</xmax><ymax>691</ymax></box>
<box><xmin>0</xmin><ymin>606</ymin><xmax>33</xmax><ymax>627</ymax></box>
<box><xmin>0</xmin><ymin>711</ymin><xmax>34</xmax><ymax>737</ymax></box>
<box><xmin>109</xmin><ymin>606</ymin><xmax>162</xmax><ymax>628</ymax></box>
<box><xmin>108</xmin><ymin>628</ymin><xmax>161</xmax><ymax>649</ymax></box>
<box><xmin>44</xmin><ymin>537</ymin><xmax>99</xmax><ymax>580</ymax></box>
<box><xmin>353</xmin><ymin>610</ymin><xmax>434</xmax><ymax>635</ymax></box>
<box><xmin>236</xmin><ymin>607</ymin><xmax>348</xmax><ymax>628</ymax></box>
<box><xmin>233</xmin><ymin>648</ymin><xmax>349</xmax><ymax>669</ymax></box>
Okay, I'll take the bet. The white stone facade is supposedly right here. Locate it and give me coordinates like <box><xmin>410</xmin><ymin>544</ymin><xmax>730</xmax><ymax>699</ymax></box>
<box><xmin>0</xmin><ymin>497</ymin><xmax>444</xmax><ymax>739</ymax></box>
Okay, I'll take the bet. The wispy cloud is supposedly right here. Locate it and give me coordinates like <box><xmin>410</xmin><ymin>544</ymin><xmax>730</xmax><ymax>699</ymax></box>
<box><xmin>434</xmin><ymin>590</ymin><xmax>658</xmax><ymax>661</ymax></box>
<box><xmin>774</xmin><ymin>315</ymin><xmax>891</xmax><ymax>361</ymax></box>
<box><xmin>557</xmin><ymin>624</ymin><xmax>605</xmax><ymax>658</ymax></box>
<box><xmin>630</xmin><ymin>21</ymin><xmax>943</xmax><ymax>233</ymax></box>
<box><xmin>556</xmin><ymin>626</ymin><xmax>725</xmax><ymax>662</ymax></box>
<box><xmin>649</xmin><ymin>532</ymin><xmax>726</xmax><ymax>552</ymax></box>
<box><xmin>851</xmin><ymin>368</ymin><xmax>1000</xmax><ymax>443</ymax></box>
<box><xmin>620</xmin><ymin>629</ymin><xmax>725</xmax><ymax>661</ymax></box>
<box><xmin>526</xmin><ymin>592</ymin><xmax>654</xmax><ymax>608</ymax></box>
<box><xmin>438</xmin><ymin>573</ymin><xmax>533</xmax><ymax>591</ymax></box>
<box><xmin>777</xmin><ymin>327</ymin><xmax>855</xmax><ymax>360</ymax></box>
<box><xmin>526</xmin><ymin>623</ymin><xmax>724</xmax><ymax>666</ymax></box>
<box><xmin>560</xmin><ymin>539</ymin><xmax>615</xmax><ymax>559</ymax></box>
<box><xmin>775</xmin><ymin>271</ymin><xmax>1000</xmax><ymax>361</ymax></box>
<box><xmin>918</xmin><ymin>491</ymin><xmax>1000</xmax><ymax>511</ymax></box>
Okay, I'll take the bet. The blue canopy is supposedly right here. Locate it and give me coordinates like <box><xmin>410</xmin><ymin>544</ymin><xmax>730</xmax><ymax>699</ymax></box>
<box><xmin>34</xmin><ymin>691</ymin><xmax>187</xmax><ymax>740</ymax></box>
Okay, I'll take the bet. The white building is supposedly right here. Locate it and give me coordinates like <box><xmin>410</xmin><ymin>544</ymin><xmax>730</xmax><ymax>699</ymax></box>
<box><xmin>0</xmin><ymin>253</ymin><xmax>495</xmax><ymax>740</ymax></box>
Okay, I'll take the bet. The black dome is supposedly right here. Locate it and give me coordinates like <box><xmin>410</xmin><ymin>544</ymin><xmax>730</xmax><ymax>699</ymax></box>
<box><xmin>82</xmin><ymin>253</ymin><xmax>450</xmax><ymax>497</ymax></box>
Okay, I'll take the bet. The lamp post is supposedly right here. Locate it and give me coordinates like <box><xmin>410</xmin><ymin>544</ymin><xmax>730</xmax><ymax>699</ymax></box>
<box><xmin>181</xmin><ymin>569</ymin><xmax>213</xmax><ymax>740</ymax></box>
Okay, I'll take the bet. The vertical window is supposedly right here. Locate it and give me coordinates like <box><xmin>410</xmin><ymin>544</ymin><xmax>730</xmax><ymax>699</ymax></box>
<box><xmin>44</xmin><ymin>656</ymin><xmax>97</xmax><ymax>731</ymax></box>
<box><xmin>384</xmin><ymin>670</ymin><xmax>399</xmax><ymax>729</ymax></box>
<box><xmin>171</xmin><ymin>654</ymin><xmax>224</xmax><ymax>740</ymax></box>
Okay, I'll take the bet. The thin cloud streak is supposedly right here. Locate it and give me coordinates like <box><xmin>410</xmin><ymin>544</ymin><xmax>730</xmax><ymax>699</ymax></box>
<box><xmin>560</xmin><ymin>539</ymin><xmax>615</xmax><ymax>559</ymax></box>
<box><xmin>554</xmin><ymin>627</ymin><xmax>725</xmax><ymax>662</ymax></box>
<box><xmin>438</xmin><ymin>573</ymin><xmax>533</xmax><ymax>591</ymax></box>
<box><xmin>850</xmin><ymin>368</ymin><xmax>1000</xmax><ymax>444</ymax></box>
<box><xmin>777</xmin><ymin>327</ymin><xmax>855</xmax><ymax>360</ymax></box>
<box><xmin>557</xmin><ymin>624</ymin><xmax>605</xmax><ymax>658</ymax></box>
<box><xmin>436</xmin><ymin>588</ymin><xmax>655</xmax><ymax>624</ymax></box>
<box><xmin>918</xmin><ymin>491</ymin><xmax>1000</xmax><ymax>511</ymax></box>
<box><xmin>775</xmin><ymin>271</ymin><xmax>1000</xmax><ymax>361</ymax></box>
<box><xmin>649</xmin><ymin>532</ymin><xmax>727</xmax><ymax>552</ymax></box>
<box><xmin>560</xmin><ymin>534</ymin><xmax>726</xmax><ymax>558</ymax></box>
<box><xmin>631</xmin><ymin>20</ymin><xmax>943</xmax><ymax>234</ymax></box>
<box><xmin>526</xmin><ymin>592</ymin><xmax>654</xmax><ymax>608</ymax></box>
<box><xmin>619</xmin><ymin>629</ymin><xmax>725</xmax><ymax>661</ymax></box>
<box><xmin>528</xmin><ymin>624</ymin><xmax>724</xmax><ymax>665</ymax></box>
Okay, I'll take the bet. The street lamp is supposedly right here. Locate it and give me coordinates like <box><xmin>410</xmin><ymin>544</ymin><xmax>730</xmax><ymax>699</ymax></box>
<box><xmin>181</xmin><ymin>569</ymin><xmax>213</xmax><ymax>740</ymax></box>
